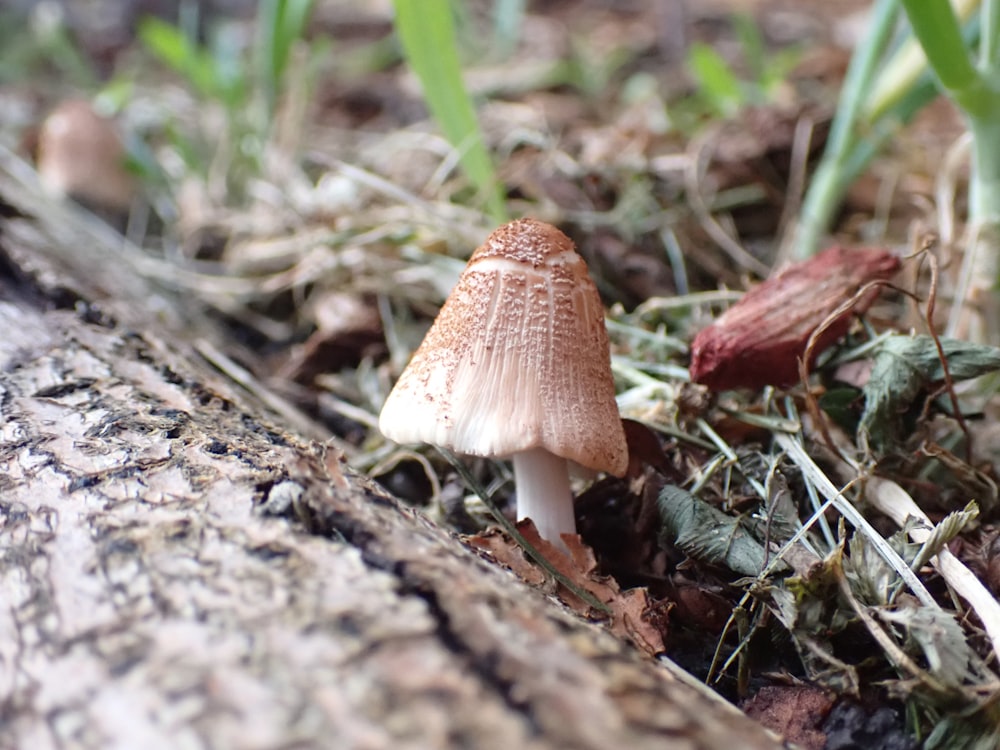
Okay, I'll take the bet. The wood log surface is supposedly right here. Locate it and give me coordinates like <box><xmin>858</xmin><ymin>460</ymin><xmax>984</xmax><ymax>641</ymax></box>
<box><xmin>0</xmin><ymin>149</ymin><xmax>788</xmax><ymax>750</ymax></box>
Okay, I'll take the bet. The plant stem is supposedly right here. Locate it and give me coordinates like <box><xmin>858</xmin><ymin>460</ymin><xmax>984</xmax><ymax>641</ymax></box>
<box><xmin>969</xmin><ymin>113</ymin><xmax>1000</xmax><ymax>229</ymax></box>
<box><xmin>512</xmin><ymin>448</ymin><xmax>574</xmax><ymax>548</ymax></box>
<box><xmin>392</xmin><ymin>0</ymin><xmax>508</xmax><ymax>223</ymax></box>
<box><xmin>899</xmin><ymin>0</ymin><xmax>993</xmax><ymax>115</ymax></box>
<box><xmin>865</xmin><ymin>0</ymin><xmax>980</xmax><ymax>124</ymax></box>
<box><xmin>982</xmin><ymin>0</ymin><xmax>1000</xmax><ymax>66</ymax></box>
<box><xmin>789</xmin><ymin>0</ymin><xmax>899</xmax><ymax>259</ymax></box>
<box><xmin>959</xmin><ymin>112</ymin><xmax>1000</xmax><ymax>340</ymax></box>
<box><xmin>899</xmin><ymin>0</ymin><xmax>1000</xmax><ymax>339</ymax></box>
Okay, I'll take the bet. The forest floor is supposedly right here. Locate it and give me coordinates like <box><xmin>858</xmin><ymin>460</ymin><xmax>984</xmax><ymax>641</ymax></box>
<box><xmin>1</xmin><ymin>1</ymin><xmax>996</xmax><ymax>748</ymax></box>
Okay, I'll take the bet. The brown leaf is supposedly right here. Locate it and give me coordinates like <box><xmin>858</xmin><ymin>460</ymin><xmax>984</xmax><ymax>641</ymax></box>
<box><xmin>669</xmin><ymin>579</ymin><xmax>733</xmax><ymax>632</ymax></box>
<box><xmin>983</xmin><ymin>531</ymin><xmax>1000</xmax><ymax>598</ymax></box>
<box><xmin>466</xmin><ymin>527</ymin><xmax>548</xmax><ymax>587</ymax></box>
<box><xmin>689</xmin><ymin>246</ymin><xmax>900</xmax><ymax>391</ymax></box>
<box><xmin>466</xmin><ymin>522</ymin><xmax>670</xmax><ymax>656</ymax></box>
<box><xmin>741</xmin><ymin>685</ymin><xmax>834</xmax><ymax>750</ymax></box>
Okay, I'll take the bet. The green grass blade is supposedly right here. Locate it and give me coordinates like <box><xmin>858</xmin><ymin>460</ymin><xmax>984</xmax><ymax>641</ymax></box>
<box><xmin>138</xmin><ymin>17</ymin><xmax>215</xmax><ymax>98</ymax></box>
<box><xmin>687</xmin><ymin>42</ymin><xmax>743</xmax><ymax>116</ymax></box>
<box><xmin>790</xmin><ymin>0</ymin><xmax>900</xmax><ymax>258</ymax></box>
<box><xmin>866</xmin><ymin>0</ymin><xmax>980</xmax><ymax>122</ymax></box>
<box><xmin>983</xmin><ymin>0</ymin><xmax>1000</xmax><ymax>67</ymax></box>
<box><xmin>392</xmin><ymin>0</ymin><xmax>507</xmax><ymax>222</ymax></box>
<box><xmin>256</xmin><ymin>0</ymin><xmax>315</xmax><ymax>114</ymax></box>
<box><xmin>899</xmin><ymin>0</ymin><xmax>992</xmax><ymax>116</ymax></box>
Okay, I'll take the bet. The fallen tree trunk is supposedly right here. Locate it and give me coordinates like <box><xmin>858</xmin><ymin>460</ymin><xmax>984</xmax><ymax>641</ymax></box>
<box><xmin>0</xmin><ymin>150</ymin><xmax>787</xmax><ymax>750</ymax></box>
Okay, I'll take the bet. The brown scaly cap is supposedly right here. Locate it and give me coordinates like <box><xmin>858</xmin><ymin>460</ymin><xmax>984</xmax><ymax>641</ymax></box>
<box><xmin>379</xmin><ymin>218</ymin><xmax>628</xmax><ymax>476</ymax></box>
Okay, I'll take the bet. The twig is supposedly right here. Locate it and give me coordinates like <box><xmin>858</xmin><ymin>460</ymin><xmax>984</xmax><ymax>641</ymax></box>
<box><xmin>935</xmin><ymin>131</ymin><xmax>971</xmax><ymax>251</ymax></box>
<box><xmin>919</xmin><ymin>244</ymin><xmax>973</xmax><ymax>461</ymax></box>
<box><xmin>776</xmin><ymin>114</ymin><xmax>815</xmax><ymax>247</ymax></box>
<box><xmin>798</xmin><ymin>277</ymin><xmax>910</xmax><ymax>459</ymax></box>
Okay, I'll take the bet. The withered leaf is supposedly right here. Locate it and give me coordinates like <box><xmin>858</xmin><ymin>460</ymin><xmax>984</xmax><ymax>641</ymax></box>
<box><xmin>781</xmin><ymin>546</ymin><xmax>853</xmax><ymax>636</ymax></box>
<box><xmin>466</xmin><ymin>523</ymin><xmax>669</xmax><ymax>656</ymax></box>
<box><xmin>689</xmin><ymin>246</ymin><xmax>899</xmax><ymax>391</ymax></box>
<box><xmin>878</xmin><ymin>600</ymin><xmax>973</xmax><ymax>689</ymax></box>
<box><xmin>657</xmin><ymin>485</ymin><xmax>786</xmax><ymax>577</ymax></box>
<box><xmin>841</xmin><ymin>527</ymin><xmax>910</xmax><ymax>607</ymax></box>
<box><xmin>858</xmin><ymin>334</ymin><xmax>1000</xmax><ymax>451</ymax></box>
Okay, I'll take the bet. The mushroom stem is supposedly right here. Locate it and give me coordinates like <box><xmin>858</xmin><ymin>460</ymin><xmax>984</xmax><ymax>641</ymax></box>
<box><xmin>513</xmin><ymin>447</ymin><xmax>575</xmax><ymax>547</ymax></box>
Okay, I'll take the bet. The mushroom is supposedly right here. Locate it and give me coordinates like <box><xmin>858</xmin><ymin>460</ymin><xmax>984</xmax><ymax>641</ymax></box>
<box><xmin>378</xmin><ymin>218</ymin><xmax>628</xmax><ymax>546</ymax></box>
<box><xmin>36</xmin><ymin>99</ymin><xmax>136</xmax><ymax>215</ymax></box>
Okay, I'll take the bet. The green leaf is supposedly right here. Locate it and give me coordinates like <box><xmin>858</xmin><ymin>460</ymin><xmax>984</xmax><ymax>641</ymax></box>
<box><xmin>138</xmin><ymin>17</ymin><xmax>216</xmax><ymax>98</ymax></box>
<box><xmin>910</xmin><ymin>502</ymin><xmax>980</xmax><ymax>572</ymax></box>
<box><xmin>841</xmin><ymin>527</ymin><xmax>909</xmax><ymax>607</ymax></box>
<box><xmin>257</xmin><ymin>0</ymin><xmax>316</xmax><ymax>112</ymax></box>
<box><xmin>818</xmin><ymin>386</ymin><xmax>864</xmax><ymax>434</ymax></box>
<box><xmin>657</xmin><ymin>485</ymin><xmax>784</xmax><ymax>577</ymax></box>
<box><xmin>898</xmin><ymin>0</ymin><xmax>985</xmax><ymax>113</ymax></box>
<box><xmin>926</xmin><ymin>703</ymin><xmax>1000</xmax><ymax>750</ymax></box>
<box><xmin>392</xmin><ymin>0</ymin><xmax>507</xmax><ymax>222</ymax></box>
<box><xmin>858</xmin><ymin>334</ymin><xmax>1000</xmax><ymax>451</ymax></box>
<box><xmin>879</xmin><ymin>601</ymin><xmax>974</xmax><ymax>688</ymax></box>
<box><xmin>275</xmin><ymin>0</ymin><xmax>314</xmax><ymax>77</ymax></box>
<box><xmin>732</xmin><ymin>15</ymin><xmax>766</xmax><ymax>84</ymax></box>
<box><xmin>207</xmin><ymin>22</ymin><xmax>248</xmax><ymax>110</ymax></box>
<box><xmin>139</xmin><ymin>16</ymin><xmax>249</xmax><ymax>111</ymax></box>
<box><xmin>687</xmin><ymin>42</ymin><xmax>743</xmax><ymax>116</ymax></box>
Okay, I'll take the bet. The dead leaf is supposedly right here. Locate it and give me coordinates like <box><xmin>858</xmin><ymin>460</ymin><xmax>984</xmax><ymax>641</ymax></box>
<box><xmin>466</xmin><ymin>527</ymin><xmax>547</xmax><ymax>587</ymax></box>
<box><xmin>741</xmin><ymin>685</ymin><xmax>834</xmax><ymax>750</ymax></box>
<box><xmin>984</xmin><ymin>532</ymin><xmax>1000</xmax><ymax>597</ymax></box>
<box><xmin>877</xmin><ymin>597</ymin><xmax>974</xmax><ymax>689</ymax></box>
<box><xmin>622</xmin><ymin>418</ymin><xmax>673</xmax><ymax>477</ymax></box>
<box><xmin>858</xmin><ymin>334</ymin><xmax>1000</xmax><ymax>452</ymax></box>
<box><xmin>689</xmin><ymin>246</ymin><xmax>899</xmax><ymax>391</ymax></box>
<box><xmin>466</xmin><ymin>522</ymin><xmax>670</xmax><ymax>656</ymax></box>
<box><xmin>669</xmin><ymin>577</ymin><xmax>734</xmax><ymax>632</ymax></box>
<box><xmin>657</xmin><ymin>485</ymin><xmax>786</xmax><ymax>577</ymax></box>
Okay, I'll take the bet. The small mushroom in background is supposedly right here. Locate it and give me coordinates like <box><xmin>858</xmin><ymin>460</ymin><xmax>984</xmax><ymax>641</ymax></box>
<box><xmin>35</xmin><ymin>99</ymin><xmax>137</xmax><ymax>217</ymax></box>
<box><xmin>379</xmin><ymin>218</ymin><xmax>628</xmax><ymax>548</ymax></box>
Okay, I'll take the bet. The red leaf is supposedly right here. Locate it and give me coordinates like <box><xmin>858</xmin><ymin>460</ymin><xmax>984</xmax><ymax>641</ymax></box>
<box><xmin>689</xmin><ymin>246</ymin><xmax>899</xmax><ymax>391</ymax></box>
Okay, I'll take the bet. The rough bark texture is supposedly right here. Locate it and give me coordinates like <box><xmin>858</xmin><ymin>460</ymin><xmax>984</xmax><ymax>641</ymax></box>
<box><xmin>0</xmin><ymin>149</ymin><xmax>788</xmax><ymax>750</ymax></box>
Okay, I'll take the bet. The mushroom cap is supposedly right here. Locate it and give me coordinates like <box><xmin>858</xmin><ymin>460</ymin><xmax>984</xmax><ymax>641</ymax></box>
<box><xmin>379</xmin><ymin>218</ymin><xmax>628</xmax><ymax>477</ymax></box>
<box><xmin>36</xmin><ymin>99</ymin><xmax>136</xmax><ymax>212</ymax></box>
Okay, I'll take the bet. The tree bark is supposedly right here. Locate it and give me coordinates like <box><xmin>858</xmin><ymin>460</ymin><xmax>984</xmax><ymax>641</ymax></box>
<box><xmin>0</xmin><ymin>149</ymin><xmax>787</xmax><ymax>750</ymax></box>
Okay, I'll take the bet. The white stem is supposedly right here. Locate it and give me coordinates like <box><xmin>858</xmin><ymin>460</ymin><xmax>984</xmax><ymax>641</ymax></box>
<box><xmin>512</xmin><ymin>448</ymin><xmax>575</xmax><ymax>547</ymax></box>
